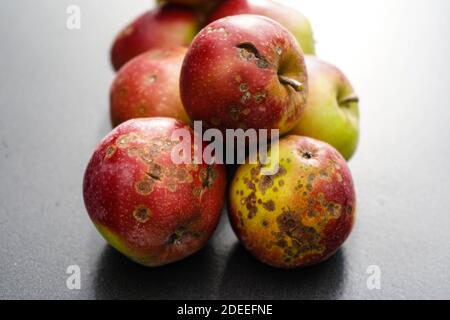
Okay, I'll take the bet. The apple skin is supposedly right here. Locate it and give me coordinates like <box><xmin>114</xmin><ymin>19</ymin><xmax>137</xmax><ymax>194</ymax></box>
<box><xmin>83</xmin><ymin>118</ymin><xmax>226</xmax><ymax>267</ymax></box>
<box><xmin>180</xmin><ymin>14</ymin><xmax>308</xmax><ymax>135</ymax></box>
<box><xmin>159</xmin><ymin>0</ymin><xmax>218</xmax><ymax>6</ymax></box>
<box><xmin>228</xmin><ymin>136</ymin><xmax>356</xmax><ymax>268</ymax></box>
<box><xmin>207</xmin><ymin>0</ymin><xmax>315</xmax><ymax>55</ymax></box>
<box><xmin>292</xmin><ymin>56</ymin><xmax>359</xmax><ymax>160</ymax></box>
<box><xmin>110</xmin><ymin>47</ymin><xmax>190</xmax><ymax>127</ymax></box>
<box><xmin>111</xmin><ymin>5</ymin><xmax>199</xmax><ymax>71</ymax></box>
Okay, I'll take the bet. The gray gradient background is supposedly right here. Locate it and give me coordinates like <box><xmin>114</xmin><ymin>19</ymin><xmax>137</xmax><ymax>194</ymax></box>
<box><xmin>1</xmin><ymin>0</ymin><xmax>450</xmax><ymax>299</ymax></box>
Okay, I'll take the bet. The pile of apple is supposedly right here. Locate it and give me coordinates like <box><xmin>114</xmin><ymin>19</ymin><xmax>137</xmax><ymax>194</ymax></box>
<box><xmin>83</xmin><ymin>0</ymin><xmax>359</xmax><ymax>269</ymax></box>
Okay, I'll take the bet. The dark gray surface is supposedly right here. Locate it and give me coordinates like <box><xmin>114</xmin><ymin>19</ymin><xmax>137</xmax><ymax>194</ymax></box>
<box><xmin>1</xmin><ymin>0</ymin><xmax>450</xmax><ymax>299</ymax></box>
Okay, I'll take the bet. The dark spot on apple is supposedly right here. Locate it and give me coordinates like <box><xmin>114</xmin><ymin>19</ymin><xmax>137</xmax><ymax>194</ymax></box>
<box><xmin>167</xmin><ymin>226</ymin><xmax>200</xmax><ymax>245</ymax></box>
<box><xmin>174</xmin><ymin>167</ymin><xmax>190</xmax><ymax>182</ymax></box>
<box><xmin>250</xmin><ymin>166</ymin><xmax>261</xmax><ymax>178</ymax></box>
<box><xmin>133</xmin><ymin>205</ymin><xmax>151</xmax><ymax>223</ymax></box>
<box><xmin>236</xmin><ymin>42</ymin><xmax>269</xmax><ymax>69</ymax></box>
<box><xmin>236</xmin><ymin>42</ymin><xmax>258</xmax><ymax>61</ymax></box>
<box><xmin>167</xmin><ymin>181</ymin><xmax>177</xmax><ymax>192</ymax></box>
<box><xmin>201</xmin><ymin>165</ymin><xmax>217</xmax><ymax>189</ymax></box>
<box><xmin>243</xmin><ymin>191</ymin><xmax>258</xmax><ymax>219</ymax></box>
<box><xmin>256</xmin><ymin>59</ymin><xmax>269</xmax><ymax>69</ymax></box>
<box><xmin>276</xmin><ymin>209</ymin><xmax>323</xmax><ymax>257</ymax></box>
<box><xmin>147</xmin><ymin>164</ymin><xmax>162</xmax><ymax>180</ymax></box>
<box><xmin>254</xmin><ymin>92</ymin><xmax>267</xmax><ymax>103</ymax></box>
<box><xmin>259</xmin><ymin>175</ymin><xmax>274</xmax><ymax>194</ymax></box>
<box><xmin>320</xmin><ymin>170</ymin><xmax>328</xmax><ymax>178</ymax></box>
<box><xmin>239</xmin><ymin>83</ymin><xmax>249</xmax><ymax>92</ymax></box>
<box><xmin>241</xmin><ymin>91</ymin><xmax>252</xmax><ymax>104</ymax></box>
<box><xmin>148</xmin><ymin>74</ymin><xmax>157</xmax><ymax>85</ymax></box>
<box><xmin>262</xmin><ymin>200</ymin><xmax>275</xmax><ymax>211</ymax></box>
<box><xmin>305</xmin><ymin>173</ymin><xmax>316</xmax><ymax>191</ymax></box>
<box><xmin>135</xmin><ymin>177</ymin><xmax>155</xmax><ymax>195</ymax></box>
<box><xmin>243</xmin><ymin>177</ymin><xmax>256</xmax><ymax>191</ymax></box>
<box><xmin>105</xmin><ymin>145</ymin><xmax>117</xmax><ymax>159</ymax></box>
<box><xmin>262</xmin><ymin>220</ymin><xmax>269</xmax><ymax>228</ymax></box>
<box><xmin>276</xmin><ymin>239</ymin><xmax>287</xmax><ymax>248</ymax></box>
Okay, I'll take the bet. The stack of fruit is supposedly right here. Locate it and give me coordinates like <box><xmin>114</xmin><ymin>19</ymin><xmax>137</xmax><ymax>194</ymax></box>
<box><xmin>83</xmin><ymin>0</ymin><xmax>360</xmax><ymax>269</ymax></box>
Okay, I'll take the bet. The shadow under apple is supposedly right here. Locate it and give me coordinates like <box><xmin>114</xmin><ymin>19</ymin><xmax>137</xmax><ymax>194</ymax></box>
<box><xmin>218</xmin><ymin>243</ymin><xmax>347</xmax><ymax>300</ymax></box>
<box><xmin>93</xmin><ymin>243</ymin><xmax>222</xmax><ymax>299</ymax></box>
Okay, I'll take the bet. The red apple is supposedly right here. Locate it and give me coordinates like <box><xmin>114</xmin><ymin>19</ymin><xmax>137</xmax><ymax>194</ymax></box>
<box><xmin>228</xmin><ymin>136</ymin><xmax>356</xmax><ymax>268</ymax></box>
<box><xmin>83</xmin><ymin>118</ymin><xmax>226</xmax><ymax>266</ymax></box>
<box><xmin>110</xmin><ymin>47</ymin><xmax>190</xmax><ymax>127</ymax></box>
<box><xmin>111</xmin><ymin>4</ymin><xmax>199</xmax><ymax>71</ymax></box>
<box><xmin>207</xmin><ymin>0</ymin><xmax>316</xmax><ymax>55</ymax></box>
<box><xmin>159</xmin><ymin>0</ymin><xmax>216</xmax><ymax>6</ymax></box>
<box><xmin>157</xmin><ymin>0</ymin><xmax>224</xmax><ymax>16</ymax></box>
<box><xmin>180</xmin><ymin>14</ymin><xmax>308</xmax><ymax>135</ymax></box>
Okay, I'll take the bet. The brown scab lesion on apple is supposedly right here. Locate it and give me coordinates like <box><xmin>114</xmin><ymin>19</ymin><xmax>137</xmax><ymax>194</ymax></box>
<box><xmin>236</xmin><ymin>42</ymin><xmax>270</xmax><ymax>69</ymax></box>
<box><xmin>239</xmin><ymin>83</ymin><xmax>249</xmax><ymax>92</ymax></box>
<box><xmin>167</xmin><ymin>226</ymin><xmax>201</xmax><ymax>246</ymax></box>
<box><xmin>240</xmin><ymin>91</ymin><xmax>252</xmax><ymax>104</ymax></box>
<box><xmin>135</xmin><ymin>176</ymin><xmax>155</xmax><ymax>195</ymax></box>
<box><xmin>147</xmin><ymin>74</ymin><xmax>157</xmax><ymax>85</ymax></box>
<box><xmin>147</xmin><ymin>163</ymin><xmax>163</xmax><ymax>181</ymax></box>
<box><xmin>201</xmin><ymin>165</ymin><xmax>217</xmax><ymax>189</ymax></box>
<box><xmin>254</xmin><ymin>91</ymin><xmax>267</xmax><ymax>103</ymax></box>
<box><xmin>262</xmin><ymin>200</ymin><xmax>276</xmax><ymax>212</ymax></box>
<box><xmin>133</xmin><ymin>205</ymin><xmax>151</xmax><ymax>223</ymax></box>
<box><xmin>105</xmin><ymin>145</ymin><xmax>117</xmax><ymax>159</ymax></box>
<box><xmin>274</xmin><ymin>208</ymin><xmax>324</xmax><ymax>261</ymax></box>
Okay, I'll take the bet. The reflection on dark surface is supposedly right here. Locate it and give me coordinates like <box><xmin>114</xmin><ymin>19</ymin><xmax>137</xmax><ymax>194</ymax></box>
<box><xmin>94</xmin><ymin>244</ymin><xmax>222</xmax><ymax>299</ymax></box>
<box><xmin>219</xmin><ymin>244</ymin><xmax>346</xmax><ymax>300</ymax></box>
<box><xmin>94</xmin><ymin>240</ymin><xmax>346</xmax><ymax>299</ymax></box>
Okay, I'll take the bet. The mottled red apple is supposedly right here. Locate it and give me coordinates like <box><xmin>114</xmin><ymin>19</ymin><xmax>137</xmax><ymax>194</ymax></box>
<box><xmin>111</xmin><ymin>4</ymin><xmax>199</xmax><ymax>71</ymax></box>
<box><xmin>229</xmin><ymin>136</ymin><xmax>356</xmax><ymax>268</ymax></box>
<box><xmin>83</xmin><ymin>118</ymin><xmax>226</xmax><ymax>266</ymax></box>
<box><xmin>110</xmin><ymin>47</ymin><xmax>190</xmax><ymax>127</ymax></box>
<box><xmin>180</xmin><ymin>14</ymin><xmax>308</xmax><ymax>135</ymax></box>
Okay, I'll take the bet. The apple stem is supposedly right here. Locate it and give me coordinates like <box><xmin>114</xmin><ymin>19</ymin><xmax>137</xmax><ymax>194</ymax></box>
<box><xmin>339</xmin><ymin>95</ymin><xmax>359</xmax><ymax>105</ymax></box>
<box><xmin>278</xmin><ymin>75</ymin><xmax>304</xmax><ymax>92</ymax></box>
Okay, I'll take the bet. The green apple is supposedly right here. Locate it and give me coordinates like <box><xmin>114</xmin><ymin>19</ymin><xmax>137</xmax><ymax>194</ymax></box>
<box><xmin>292</xmin><ymin>56</ymin><xmax>359</xmax><ymax>160</ymax></box>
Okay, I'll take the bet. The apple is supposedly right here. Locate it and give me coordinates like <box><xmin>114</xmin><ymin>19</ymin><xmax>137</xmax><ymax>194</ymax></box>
<box><xmin>228</xmin><ymin>135</ymin><xmax>356</xmax><ymax>268</ymax></box>
<box><xmin>111</xmin><ymin>4</ymin><xmax>199</xmax><ymax>71</ymax></box>
<box><xmin>180</xmin><ymin>14</ymin><xmax>308</xmax><ymax>136</ymax></box>
<box><xmin>83</xmin><ymin>118</ymin><xmax>226</xmax><ymax>266</ymax></box>
<box><xmin>110</xmin><ymin>47</ymin><xmax>190</xmax><ymax>127</ymax></box>
<box><xmin>158</xmin><ymin>0</ymin><xmax>217</xmax><ymax>6</ymax></box>
<box><xmin>292</xmin><ymin>56</ymin><xmax>359</xmax><ymax>160</ymax></box>
<box><xmin>207</xmin><ymin>0</ymin><xmax>315</xmax><ymax>55</ymax></box>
